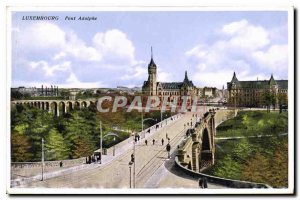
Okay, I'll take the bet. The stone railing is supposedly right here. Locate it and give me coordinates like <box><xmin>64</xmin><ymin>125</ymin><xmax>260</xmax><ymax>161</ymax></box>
<box><xmin>174</xmin><ymin>156</ymin><xmax>271</xmax><ymax>188</ymax></box>
<box><xmin>11</xmin><ymin>157</ymin><xmax>86</xmax><ymax>169</ymax></box>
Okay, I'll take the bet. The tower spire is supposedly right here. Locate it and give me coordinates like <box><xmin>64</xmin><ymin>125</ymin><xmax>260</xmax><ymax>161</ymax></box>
<box><xmin>151</xmin><ymin>46</ymin><xmax>153</xmax><ymax>60</ymax></box>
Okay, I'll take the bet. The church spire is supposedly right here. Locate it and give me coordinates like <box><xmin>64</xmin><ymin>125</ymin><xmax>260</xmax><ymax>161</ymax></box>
<box><xmin>151</xmin><ymin>46</ymin><xmax>153</xmax><ymax>60</ymax></box>
<box><xmin>269</xmin><ymin>73</ymin><xmax>277</xmax><ymax>85</ymax></box>
<box><xmin>231</xmin><ymin>71</ymin><xmax>238</xmax><ymax>83</ymax></box>
<box><xmin>183</xmin><ymin>70</ymin><xmax>189</xmax><ymax>83</ymax></box>
<box><xmin>148</xmin><ymin>46</ymin><xmax>156</xmax><ymax>67</ymax></box>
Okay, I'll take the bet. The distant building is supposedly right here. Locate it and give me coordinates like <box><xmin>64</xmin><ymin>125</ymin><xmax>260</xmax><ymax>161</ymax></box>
<box><xmin>203</xmin><ymin>87</ymin><xmax>217</xmax><ymax>98</ymax></box>
<box><xmin>11</xmin><ymin>85</ymin><xmax>59</xmax><ymax>97</ymax></box>
<box><xmin>227</xmin><ymin>72</ymin><xmax>288</xmax><ymax>107</ymax></box>
<box><xmin>142</xmin><ymin>48</ymin><xmax>198</xmax><ymax>104</ymax></box>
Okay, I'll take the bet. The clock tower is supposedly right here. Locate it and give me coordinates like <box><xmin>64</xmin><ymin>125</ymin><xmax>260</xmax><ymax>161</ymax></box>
<box><xmin>147</xmin><ymin>47</ymin><xmax>157</xmax><ymax>95</ymax></box>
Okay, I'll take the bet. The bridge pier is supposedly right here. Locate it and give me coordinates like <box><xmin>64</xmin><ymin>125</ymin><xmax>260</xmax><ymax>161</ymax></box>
<box><xmin>177</xmin><ymin>109</ymin><xmax>217</xmax><ymax>172</ymax></box>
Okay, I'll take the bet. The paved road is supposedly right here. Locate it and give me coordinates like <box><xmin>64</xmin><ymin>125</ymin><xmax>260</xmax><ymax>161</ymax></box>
<box><xmin>18</xmin><ymin>112</ymin><xmax>200</xmax><ymax>188</ymax></box>
<box><xmin>15</xmin><ymin>107</ymin><xmax>231</xmax><ymax>189</ymax></box>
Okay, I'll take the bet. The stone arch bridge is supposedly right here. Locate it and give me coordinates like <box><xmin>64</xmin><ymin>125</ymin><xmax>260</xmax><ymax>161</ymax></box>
<box><xmin>177</xmin><ymin>109</ymin><xmax>216</xmax><ymax>172</ymax></box>
<box><xmin>11</xmin><ymin>99</ymin><xmax>97</xmax><ymax>116</ymax></box>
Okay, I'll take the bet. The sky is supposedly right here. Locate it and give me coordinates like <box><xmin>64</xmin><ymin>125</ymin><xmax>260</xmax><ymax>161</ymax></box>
<box><xmin>11</xmin><ymin>11</ymin><xmax>289</xmax><ymax>89</ymax></box>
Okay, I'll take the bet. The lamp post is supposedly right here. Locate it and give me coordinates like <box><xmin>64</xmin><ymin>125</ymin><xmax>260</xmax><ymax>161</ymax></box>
<box><xmin>100</xmin><ymin>121</ymin><xmax>103</xmax><ymax>160</ymax></box>
<box><xmin>132</xmin><ymin>132</ymin><xmax>136</xmax><ymax>188</ymax></box>
<box><xmin>102</xmin><ymin>132</ymin><xmax>120</xmax><ymax>157</ymax></box>
<box><xmin>41</xmin><ymin>138</ymin><xmax>45</xmax><ymax>181</ymax></box>
<box><xmin>160</xmin><ymin>106</ymin><xmax>163</xmax><ymax>122</ymax></box>
<box><xmin>142</xmin><ymin>118</ymin><xmax>157</xmax><ymax>138</ymax></box>
<box><xmin>128</xmin><ymin>161</ymin><xmax>133</xmax><ymax>188</ymax></box>
<box><xmin>113</xmin><ymin>136</ymin><xmax>116</xmax><ymax>156</ymax></box>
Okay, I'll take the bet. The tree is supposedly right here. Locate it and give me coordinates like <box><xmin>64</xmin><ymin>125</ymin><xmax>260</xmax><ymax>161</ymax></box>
<box><xmin>45</xmin><ymin>128</ymin><xmax>69</xmax><ymax>161</ymax></box>
<box><xmin>260</xmin><ymin>89</ymin><xmax>276</xmax><ymax>112</ymax></box>
<box><xmin>11</xmin><ymin>132</ymin><xmax>33</xmax><ymax>162</ymax></box>
<box><xmin>213</xmin><ymin>156</ymin><xmax>241</xmax><ymax>180</ymax></box>
<box><xmin>72</xmin><ymin>136</ymin><xmax>94</xmax><ymax>158</ymax></box>
<box><xmin>268</xmin><ymin>141</ymin><xmax>288</xmax><ymax>188</ymax></box>
<box><xmin>63</xmin><ymin>111</ymin><xmax>97</xmax><ymax>158</ymax></box>
<box><xmin>277</xmin><ymin>93</ymin><xmax>288</xmax><ymax>113</ymax></box>
<box><xmin>241</xmin><ymin>152</ymin><xmax>271</xmax><ymax>184</ymax></box>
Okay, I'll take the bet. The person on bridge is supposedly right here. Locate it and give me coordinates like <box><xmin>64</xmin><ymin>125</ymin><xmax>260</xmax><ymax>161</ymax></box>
<box><xmin>152</xmin><ymin>139</ymin><xmax>155</xmax><ymax>145</ymax></box>
<box><xmin>198</xmin><ymin>178</ymin><xmax>204</xmax><ymax>188</ymax></box>
<box><xmin>161</xmin><ymin>138</ymin><xmax>164</xmax><ymax>145</ymax></box>
<box><xmin>203</xmin><ymin>177</ymin><xmax>208</xmax><ymax>188</ymax></box>
<box><xmin>145</xmin><ymin>139</ymin><xmax>148</xmax><ymax>146</ymax></box>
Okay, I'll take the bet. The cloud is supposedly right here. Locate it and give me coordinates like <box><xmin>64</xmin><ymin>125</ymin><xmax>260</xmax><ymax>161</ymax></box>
<box><xmin>13</xmin><ymin>22</ymin><xmax>143</xmax><ymax>87</ymax></box>
<box><xmin>221</xmin><ymin>19</ymin><xmax>270</xmax><ymax>50</ymax></box>
<box><xmin>29</xmin><ymin>60</ymin><xmax>72</xmax><ymax>77</ymax></box>
<box><xmin>186</xmin><ymin>19</ymin><xmax>288</xmax><ymax>88</ymax></box>
<box><xmin>93</xmin><ymin>29</ymin><xmax>136</xmax><ymax>65</ymax></box>
<box><xmin>62</xmin><ymin>73</ymin><xmax>106</xmax><ymax>88</ymax></box>
<box><xmin>252</xmin><ymin>44</ymin><xmax>288</xmax><ymax>72</ymax></box>
<box><xmin>16</xmin><ymin>22</ymin><xmax>66</xmax><ymax>51</ymax></box>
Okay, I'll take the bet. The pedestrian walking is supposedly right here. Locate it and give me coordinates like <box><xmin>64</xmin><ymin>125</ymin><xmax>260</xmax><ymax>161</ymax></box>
<box><xmin>152</xmin><ymin>139</ymin><xmax>155</xmax><ymax>145</ymax></box>
<box><xmin>198</xmin><ymin>178</ymin><xmax>204</xmax><ymax>188</ymax></box>
<box><xmin>145</xmin><ymin>139</ymin><xmax>148</xmax><ymax>145</ymax></box>
<box><xmin>59</xmin><ymin>161</ymin><xmax>63</xmax><ymax>168</ymax></box>
<box><xmin>203</xmin><ymin>177</ymin><xmax>208</xmax><ymax>188</ymax></box>
<box><xmin>166</xmin><ymin>143</ymin><xmax>171</xmax><ymax>158</ymax></box>
<box><xmin>161</xmin><ymin>138</ymin><xmax>164</xmax><ymax>145</ymax></box>
<box><xmin>166</xmin><ymin>133</ymin><xmax>168</xmax><ymax>139</ymax></box>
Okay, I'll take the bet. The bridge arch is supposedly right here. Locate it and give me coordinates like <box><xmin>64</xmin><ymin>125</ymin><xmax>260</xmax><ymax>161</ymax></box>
<box><xmin>50</xmin><ymin>101</ymin><xmax>59</xmax><ymax>116</ymax></box>
<box><xmin>66</xmin><ymin>101</ymin><xmax>73</xmax><ymax>112</ymax></box>
<box><xmin>41</xmin><ymin>102</ymin><xmax>45</xmax><ymax>110</ymax></box>
<box><xmin>74</xmin><ymin>101</ymin><xmax>80</xmax><ymax>110</ymax></box>
<box><xmin>45</xmin><ymin>102</ymin><xmax>50</xmax><ymax>112</ymax></box>
<box><xmin>59</xmin><ymin>101</ymin><xmax>66</xmax><ymax>115</ymax></box>
<box><xmin>81</xmin><ymin>101</ymin><xmax>88</xmax><ymax>108</ymax></box>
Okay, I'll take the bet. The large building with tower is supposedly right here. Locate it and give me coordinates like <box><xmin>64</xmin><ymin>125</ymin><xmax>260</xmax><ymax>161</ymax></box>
<box><xmin>142</xmin><ymin>48</ymin><xmax>197</xmax><ymax>104</ymax></box>
<box><xmin>227</xmin><ymin>72</ymin><xmax>288</xmax><ymax>108</ymax></box>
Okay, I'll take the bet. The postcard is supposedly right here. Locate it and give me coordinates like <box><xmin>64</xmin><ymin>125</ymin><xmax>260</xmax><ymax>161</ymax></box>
<box><xmin>6</xmin><ymin>6</ymin><xmax>294</xmax><ymax>195</ymax></box>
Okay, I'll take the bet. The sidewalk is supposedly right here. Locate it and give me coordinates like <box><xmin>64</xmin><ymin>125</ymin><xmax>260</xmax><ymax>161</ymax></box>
<box><xmin>11</xmin><ymin>114</ymin><xmax>183</xmax><ymax>187</ymax></box>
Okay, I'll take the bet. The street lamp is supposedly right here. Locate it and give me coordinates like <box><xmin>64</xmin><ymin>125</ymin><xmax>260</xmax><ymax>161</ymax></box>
<box><xmin>142</xmin><ymin>118</ymin><xmax>157</xmax><ymax>138</ymax></box>
<box><xmin>131</xmin><ymin>132</ymin><xmax>136</xmax><ymax>188</ymax></box>
<box><xmin>41</xmin><ymin>138</ymin><xmax>45</xmax><ymax>181</ymax></box>
<box><xmin>113</xmin><ymin>136</ymin><xmax>116</xmax><ymax>156</ymax></box>
<box><xmin>100</xmin><ymin>121</ymin><xmax>103</xmax><ymax>162</ymax></box>
<box><xmin>128</xmin><ymin>161</ymin><xmax>133</xmax><ymax>188</ymax></box>
<box><xmin>102</xmin><ymin>132</ymin><xmax>120</xmax><ymax>157</ymax></box>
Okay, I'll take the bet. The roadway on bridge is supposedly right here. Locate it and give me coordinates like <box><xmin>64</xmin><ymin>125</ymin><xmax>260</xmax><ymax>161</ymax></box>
<box><xmin>16</xmin><ymin>109</ymin><xmax>226</xmax><ymax>189</ymax></box>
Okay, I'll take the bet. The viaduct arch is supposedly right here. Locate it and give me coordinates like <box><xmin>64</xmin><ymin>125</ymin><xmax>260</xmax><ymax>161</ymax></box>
<box><xmin>11</xmin><ymin>99</ymin><xmax>95</xmax><ymax>117</ymax></box>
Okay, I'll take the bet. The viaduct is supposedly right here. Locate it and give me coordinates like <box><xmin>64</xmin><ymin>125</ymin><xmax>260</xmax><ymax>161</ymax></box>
<box><xmin>11</xmin><ymin>99</ymin><xmax>97</xmax><ymax>117</ymax></box>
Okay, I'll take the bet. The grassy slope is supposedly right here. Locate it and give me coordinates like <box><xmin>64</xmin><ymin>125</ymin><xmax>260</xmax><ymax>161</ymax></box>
<box><xmin>204</xmin><ymin>111</ymin><xmax>288</xmax><ymax>188</ymax></box>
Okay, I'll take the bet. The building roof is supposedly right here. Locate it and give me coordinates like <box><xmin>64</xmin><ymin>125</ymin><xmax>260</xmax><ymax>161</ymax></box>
<box><xmin>228</xmin><ymin>72</ymin><xmax>288</xmax><ymax>89</ymax></box>
<box><xmin>277</xmin><ymin>80</ymin><xmax>288</xmax><ymax>89</ymax></box>
<box><xmin>159</xmin><ymin>82</ymin><xmax>182</xmax><ymax>89</ymax></box>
